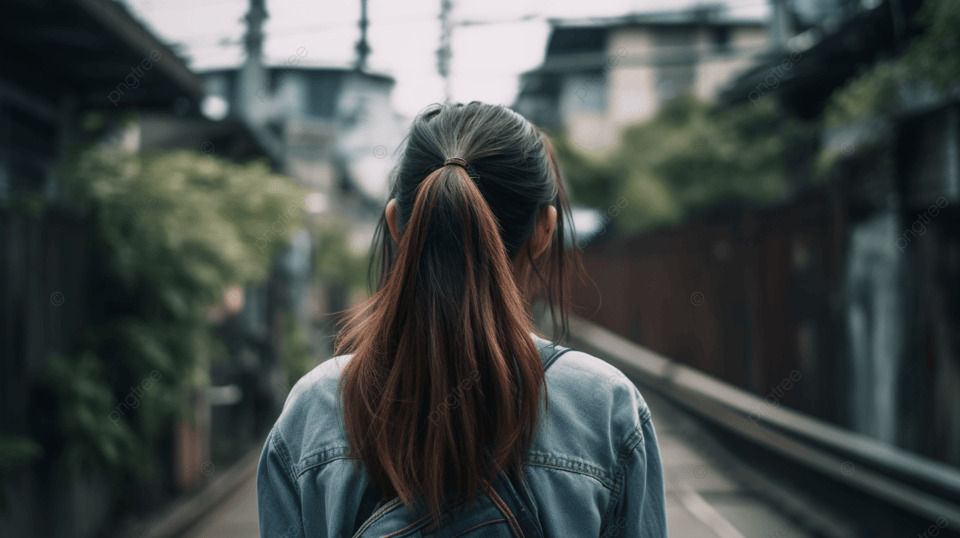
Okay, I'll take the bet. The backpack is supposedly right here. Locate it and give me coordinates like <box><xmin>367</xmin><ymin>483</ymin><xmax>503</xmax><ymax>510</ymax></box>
<box><xmin>350</xmin><ymin>341</ymin><xmax>572</xmax><ymax>538</ymax></box>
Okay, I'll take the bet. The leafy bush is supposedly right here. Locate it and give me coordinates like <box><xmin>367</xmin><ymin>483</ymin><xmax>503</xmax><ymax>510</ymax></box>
<box><xmin>824</xmin><ymin>0</ymin><xmax>960</xmax><ymax>128</ymax></box>
<box><xmin>0</xmin><ymin>435</ymin><xmax>42</xmax><ymax>511</ymax></box>
<box><xmin>24</xmin><ymin>144</ymin><xmax>307</xmax><ymax>487</ymax></box>
<box><xmin>309</xmin><ymin>217</ymin><xmax>370</xmax><ymax>296</ymax></box>
<box><xmin>278</xmin><ymin>312</ymin><xmax>315</xmax><ymax>391</ymax></box>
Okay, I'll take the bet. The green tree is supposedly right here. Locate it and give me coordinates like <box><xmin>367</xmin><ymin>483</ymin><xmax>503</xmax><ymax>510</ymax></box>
<box><xmin>23</xmin><ymin>144</ymin><xmax>307</xmax><ymax>489</ymax></box>
<box><xmin>555</xmin><ymin>96</ymin><xmax>801</xmax><ymax>235</ymax></box>
<box><xmin>824</xmin><ymin>0</ymin><xmax>960</xmax><ymax>129</ymax></box>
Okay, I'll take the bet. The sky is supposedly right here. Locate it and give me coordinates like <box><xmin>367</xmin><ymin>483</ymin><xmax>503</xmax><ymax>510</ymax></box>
<box><xmin>123</xmin><ymin>0</ymin><xmax>769</xmax><ymax>120</ymax></box>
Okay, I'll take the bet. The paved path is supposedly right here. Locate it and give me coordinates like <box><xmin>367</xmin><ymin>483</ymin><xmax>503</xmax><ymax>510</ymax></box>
<box><xmin>182</xmin><ymin>467</ymin><xmax>259</xmax><ymax>538</ymax></box>
<box><xmin>646</xmin><ymin>386</ymin><xmax>818</xmax><ymax>538</ymax></box>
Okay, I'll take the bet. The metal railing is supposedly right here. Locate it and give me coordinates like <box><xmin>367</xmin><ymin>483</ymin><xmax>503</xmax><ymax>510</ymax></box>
<box><xmin>561</xmin><ymin>314</ymin><xmax>960</xmax><ymax>529</ymax></box>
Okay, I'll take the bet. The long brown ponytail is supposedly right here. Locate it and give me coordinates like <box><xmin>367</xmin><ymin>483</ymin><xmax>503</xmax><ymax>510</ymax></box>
<box><xmin>335</xmin><ymin>101</ymin><xmax>579</xmax><ymax>526</ymax></box>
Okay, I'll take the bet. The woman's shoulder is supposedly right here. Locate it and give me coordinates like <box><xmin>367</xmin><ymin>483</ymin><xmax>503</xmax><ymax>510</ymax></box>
<box><xmin>536</xmin><ymin>344</ymin><xmax>652</xmax><ymax>452</ymax></box>
<box><xmin>282</xmin><ymin>354</ymin><xmax>354</xmax><ymax>412</ymax></box>
<box><xmin>547</xmin><ymin>346</ymin><xmax>630</xmax><ymax>383</ymax></box>
<box><xmin>268</xmin><ymin>354</ymin><xmax>355</xmax><ymax>470</ymax></box>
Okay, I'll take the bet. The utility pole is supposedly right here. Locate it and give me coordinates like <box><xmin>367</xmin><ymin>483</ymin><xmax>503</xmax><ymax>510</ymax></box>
<box><xmin>437</xmin><ymin>0</ymin><xmax>454</xmax><ymax>104</ymax></box>
<box><xmin>354</xmin><ymin>0</ymin><xmax>370</xmax><ymax>71</ymax></box>
<box><xmin>238</xmin><ymin>0</ymin><xmax>284</xmax><ymax>161</ymax></box>
<box><xmin>768</xmin><ymin>0</ymin><xmax>794</xmax><ymax>51</ymax></box>
<box><xmin>434</xmin><ymin>8</ymin><xmax>544</xmax><ymax>105</ymax></box>
<box><xmin>239</xmin><ymin>0</ymin><xmax>268</xmax><ymax>122</ymax></box>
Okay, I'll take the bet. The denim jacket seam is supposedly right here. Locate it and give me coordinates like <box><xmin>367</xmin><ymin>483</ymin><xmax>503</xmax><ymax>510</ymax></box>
<box><xmin>271</xmin><ymin>427</ymin><xmax>304</xmax><ymax>500</ymax></box>
<box><xmin>599</xmin><ymin>417</ymin><xmax>647</xmax><ymax>533</ymax></box>
<box><xmin>526</xmin><ymin>451</ymin><xmax>616</xmax><ymax>490</ymax></box>
<box><xmin>295</xmin><ymin>445</ymin><xmax>353</xmax><ymax>480</ymax></box>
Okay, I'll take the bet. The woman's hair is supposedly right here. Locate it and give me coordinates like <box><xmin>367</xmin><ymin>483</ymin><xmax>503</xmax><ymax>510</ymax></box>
<box><xmin>335</xmin><ymin>101</ymin><xmax>580</xmax><ymax>525</ymax></box>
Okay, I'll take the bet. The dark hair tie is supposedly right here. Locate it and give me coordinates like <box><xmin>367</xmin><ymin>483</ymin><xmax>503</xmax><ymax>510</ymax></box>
<box><xmin>443</xmin><ymin>157</ymin><xmax>469</xmax><ymax>170</ymax></box>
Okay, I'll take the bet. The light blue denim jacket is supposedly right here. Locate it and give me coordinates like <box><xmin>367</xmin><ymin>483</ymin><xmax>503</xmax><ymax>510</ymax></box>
<box><xmin>257</xmin><ymin>334</ymin><xmax>668</xmax><ymax>537</ymax></box>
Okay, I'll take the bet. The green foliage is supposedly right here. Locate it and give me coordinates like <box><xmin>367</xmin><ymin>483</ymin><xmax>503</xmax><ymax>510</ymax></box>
<box><xmin>900</xmin><ymin>0</ymin><xmax>960</xmax><ymax>90</ymax></box>
<box><xmin>25</xmin><ymin>143</ymin><xmax>307</xmax><ymax>487</ymax></box>
<box><xmin>824</xmin><ymin>62</ymin><xmax>903</xmax><ymax>128</ymax></box>
<box><xmin>91</xmin><ymin>319</ymin><xmax>223</xmax><ymax>439</ymax></box>
<box><xmin>555</xmin><ymin>96</ymin><xmax>798</xmax><ymax>235</ymax></box>
<box><xmin>62</xmin><ymin>147</ymin><xmax>306</xmax><ymax>305</ymax></box>
<box><xmin>0</xmin><ymin>436</ymin><xmax>42</xmax><ymax>474</ymax></box>
<box><xmin>309</xmin><ymin>217</ymin><xmax>370</xmax><ymax>295</ymax></box>
<box><xmin>32</xmin><ymin>353</ymin><xmax>145</xmax><ymax>481</ymax></box>
<box><xmin>279</xmin><ymin>312</ymin><xmax>316</xmax><ymax>391</ymax></box>
<box><xmin>0</xmin><ymin>435</ymin><xmax>42</xmax><ymax>512</ymax></box>
<box><xmin>551</xmin><ymin>135</ymin><xmax>624</xmax><ymax>210</ymax></box>
<box><xmin>824</xmin><ymin>0</ymin><xmax>960</xmax><ymax>128</ymax></box>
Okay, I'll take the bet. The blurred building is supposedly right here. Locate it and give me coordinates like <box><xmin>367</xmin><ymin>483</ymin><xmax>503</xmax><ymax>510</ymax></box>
<box><xmin>199</xmin><ymin>62</ymin><xmax>408</xmax><ymax>402</ymax></box>
<box><xmin>723</xmin><ymin>0</ymin><xmax>959</xmax><ymax>465</ymax></box>
<box><xmin>194</xmin><ymin>1</ymin><xmax>409</xmax><ymax>435</ymax></box>
<box><xmin>514</xmin><ymin>3</ymin><xmax>768</xmax><ymax>153</ymax></box>
<box><xmin>0</xmin><ymin>0</ymin><xmax>203</xmax><ymax>199</ymax></box>
<box><xmin>574</xmin><ymin>0</ymin><xmax>960</xmax><ymax>468</ymax></box>
<box><xmin>200</xmin><ymin>64</ymin><xmax>406</xmax><ymax>210</ymax></box>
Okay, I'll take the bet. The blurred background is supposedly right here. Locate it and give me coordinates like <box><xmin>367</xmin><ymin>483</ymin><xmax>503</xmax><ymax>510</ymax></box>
<box><xmin>0</xmin><ymin>0</ymin><xmax>957</xmax><ymax>536</ymax></box>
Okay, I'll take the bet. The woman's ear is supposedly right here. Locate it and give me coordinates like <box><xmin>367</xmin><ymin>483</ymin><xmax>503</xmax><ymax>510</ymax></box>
<box><xmin>530</xmin><ymin>205</ymin><xmax>557</xmax><ymax>259</ymax></box>
<box><xmin>386</xmin><ymin>199</ymin><xmax>401</xmax><ymax>244</ymax></box>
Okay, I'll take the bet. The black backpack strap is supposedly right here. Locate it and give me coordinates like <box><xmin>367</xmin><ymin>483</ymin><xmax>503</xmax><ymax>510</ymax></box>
<box><xmin>489</xmin><ymin>470</ymin><xmax>544</xmax><ymax>538</ymax></box>
<box><xmin>539</xmin><ymin>340</ymin><xmax>572</xmax><ymax>373</ymax></box>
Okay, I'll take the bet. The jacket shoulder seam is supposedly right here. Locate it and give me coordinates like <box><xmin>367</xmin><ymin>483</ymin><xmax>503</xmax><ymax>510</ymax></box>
<box><xmin>294</xmin><ymin>445</ymin><xmax>354</xmax><ymax>479</ymax></box>
<box><xmin>526</xmin><ymin>451</ymin><xmax>616</xmax><ymax>490</ymax></box>
<box><xmin>599</xmin><ymin>422</ymin><xmax>646</xmax><ymax>533</ymax></box>
<box><xmin>271</xmin><ymin>427</ymin><xmax>303</xmax><ymax>499</ymax></box>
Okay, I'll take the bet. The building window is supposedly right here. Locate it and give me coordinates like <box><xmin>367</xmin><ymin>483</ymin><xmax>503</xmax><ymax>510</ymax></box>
<box><xmin>652</xmin><ymin>28</ymin><xmax>697</xmax><ymax>106</ymax></box>
<box><xmin>712</xmin><ymin>26</ymin><xmax>731</xmax><ymax>52</ymax></box>
<box><xmin>0</xmin><ymin>102</ymin><xmax>57</xmax><ymax>199</ymax></box>
<box><xmin>563</xmin><ymin>70</ymin><xmax>607</xmax><ymax>114</ymax></box>
<box><xmin>307</xmin><ymin>74</ymin><xmax>342</xmax><ymax>119</ymax></box>
<box><xmin>656</xmin><ymin>64</ymin><xmax>695</xmax><ymax>106</ymax></box>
